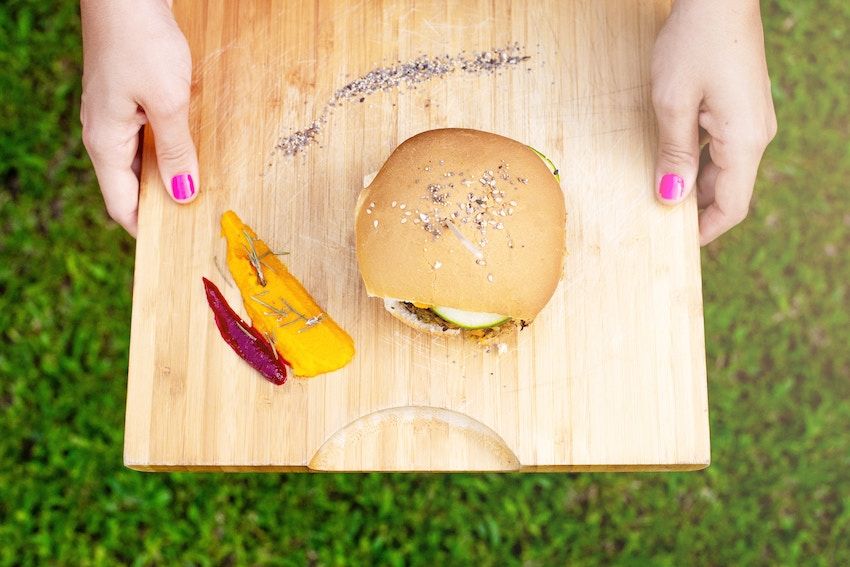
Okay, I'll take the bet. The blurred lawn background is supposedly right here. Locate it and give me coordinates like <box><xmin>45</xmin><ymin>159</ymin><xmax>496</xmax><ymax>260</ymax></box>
<box><xmin>1</xmin><ymin>0</ymin><xmax>848</xmax><ymax>565</ymax></box>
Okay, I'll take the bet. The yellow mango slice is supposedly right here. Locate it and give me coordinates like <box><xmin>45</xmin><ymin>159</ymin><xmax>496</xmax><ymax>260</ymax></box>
<box><xmin>221</xmin><ymin>210</ymin><xmax>355</xmax><ymax>377</ymax></box>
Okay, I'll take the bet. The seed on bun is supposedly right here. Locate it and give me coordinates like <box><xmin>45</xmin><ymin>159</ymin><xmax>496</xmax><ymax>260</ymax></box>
<box><xmin>355</xmin><ymin>128</ymin><xmax>566</xmax><ymax>341</ymax></box>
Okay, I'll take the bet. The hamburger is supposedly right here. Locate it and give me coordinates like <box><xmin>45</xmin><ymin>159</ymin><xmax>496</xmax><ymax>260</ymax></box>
<box><xmin>355</xmin><ymin>128</ymin><xmax>565</xmax><ymax>342</ymax></box>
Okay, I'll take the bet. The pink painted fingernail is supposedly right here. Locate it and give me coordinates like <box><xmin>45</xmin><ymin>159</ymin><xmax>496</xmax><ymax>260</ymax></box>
<box><xmin>659</xmin><ymin>173</ymin><xmax>684</xmax><ymax>201</ymax></box>
<box><xmin>171</xmin><ymin>173</ymin><xmax>195</xmax><ymax>201</ymax></box>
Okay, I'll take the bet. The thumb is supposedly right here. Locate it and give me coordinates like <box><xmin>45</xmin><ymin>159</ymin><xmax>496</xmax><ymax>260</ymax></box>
<box><xmin>653</xmin><ymin>99</ymin><xmax>700</xmax><ymax>205</ymax></box>
<box><xmin>145</xmin><ymin>92</ymin><xmax>200</xmax><ymax>204</ymax></box>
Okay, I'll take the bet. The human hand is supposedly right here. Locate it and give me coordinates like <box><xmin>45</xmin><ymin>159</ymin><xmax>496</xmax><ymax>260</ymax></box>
<box><xmin>651</xmin><ymin>0</ymin><xmax>777</xmax><ymax>245</ymax></box>
<box><xmin>80</xmin><ymin>0</ymin><xmax>198</xmax><ymax>237</ymax></box>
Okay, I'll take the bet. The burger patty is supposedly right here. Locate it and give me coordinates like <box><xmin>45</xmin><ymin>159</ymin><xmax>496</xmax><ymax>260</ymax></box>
<box><xmin>402</xmin><ymin>302</ymin><xmax>458</xmax><ymax>331</ymax></box>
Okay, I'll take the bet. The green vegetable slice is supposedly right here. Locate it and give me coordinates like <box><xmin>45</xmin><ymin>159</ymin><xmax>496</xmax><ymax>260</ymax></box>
<box><xmin>431</xmin><ymin>306</ymin><xmax>510</xmax><ymax>329</ymax></box>
<box><xmin>529</xmin><ymin>147</ymin><xmax>561</xmax><ymax>182</ymax></box>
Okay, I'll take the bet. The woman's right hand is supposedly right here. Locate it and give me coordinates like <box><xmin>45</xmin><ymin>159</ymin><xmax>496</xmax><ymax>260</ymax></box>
<box><xmin>651</xmin><ymin>0</ymin><xmax>776</xmax><ymax>245</ymax></box>
<box><xmin>80</xmin><ymin>0</ymin><xmax>199</xmax><ymax>237</ymax></box>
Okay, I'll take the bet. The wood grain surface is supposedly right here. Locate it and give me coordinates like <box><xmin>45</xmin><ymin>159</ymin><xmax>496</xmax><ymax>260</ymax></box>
<box><xmin>124</xmin><ymin>0</ymin><xmax>710</xmax><ymax>471</ymax></box>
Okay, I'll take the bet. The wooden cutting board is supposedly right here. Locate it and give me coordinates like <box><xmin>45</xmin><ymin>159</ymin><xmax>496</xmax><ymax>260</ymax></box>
<box><xmin>124</xmin><ymin>0</ymin><xmax>710</xmax><ymax>471</ymax></box>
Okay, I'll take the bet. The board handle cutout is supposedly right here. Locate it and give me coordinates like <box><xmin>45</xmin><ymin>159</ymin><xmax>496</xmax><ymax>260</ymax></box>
<box><xmin>309</xmin><ymin>406</ymin><xmax>520</xmax><ymax>471</ymax></box>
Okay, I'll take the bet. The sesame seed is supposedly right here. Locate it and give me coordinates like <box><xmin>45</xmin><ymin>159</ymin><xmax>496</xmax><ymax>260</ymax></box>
<box><xmin>496</xmin><ymin>222</ymin><xmax>504</xmax><ymax>229</ymax></box>
<box><xmin>405</xmin><ymin>211</ymin><xmax>412</xmax><ymax>216</ymax></box>
<box><xmin>401</xmin><ymin>218</ymin><xmax>408</xmax><ymax>224</ymax></box>
<box><xmin>373</xmin><ymin>220</ymin><xmax>379</xmax><ymax>228</ymax></box>
<box><xmin>476</xmin><ymin>258</ymin><xmax>486</xmax><ymax>266</ymax></box>
<box><xmin>413</xmin><ymin>218</ymin><xmax>420</xmax><ymax>224</ymax></box>
<box><xmin>487</xmin><ymin>273</ymin><xmax>494</xmax><ymax>282</ymax></box>
<box><xmin>509</xmin><ymin>200</ymin><xmax>517</xmax><ymax>206</ymax></box>
<box><xmin>508</xmin><ymin>208</ymin><xmax>514</xmax><ymax>215</ymax></box>
<box><xmin>399</xmin><ymin>203</ymin><xmax>407</xmax><ymax>209</ymax></box>
<box><xmin>391</xmin><ymin>201</ymin><xmax>397</xmax><ymax>207</ymax></box>
<box><xmin>433</xmin><ymin>261</ymin><xmax>442</xmax><ymax>269</ymax></box>
<box><xmin>366</xmin><ymin>209</ymin><xmax>372</xmax><ymax>214</ymax></box>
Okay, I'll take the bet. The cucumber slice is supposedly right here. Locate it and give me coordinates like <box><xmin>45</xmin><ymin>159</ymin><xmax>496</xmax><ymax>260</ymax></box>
<box><xmin>529</xmin><ymin>147</ymin><xmax>561</xmax><ymax>182</ymax></box>
<box><xmin>431</xmin><ymin>306</ymin><xmax>510</xmax><ymax>329</ymax></box>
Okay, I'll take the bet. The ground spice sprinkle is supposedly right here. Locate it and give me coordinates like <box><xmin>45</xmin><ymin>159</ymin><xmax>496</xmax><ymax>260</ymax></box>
<box><xmin>274</xmin><ymin>44</ymin><xmax>531</xmax><ymax>157</ymax></box>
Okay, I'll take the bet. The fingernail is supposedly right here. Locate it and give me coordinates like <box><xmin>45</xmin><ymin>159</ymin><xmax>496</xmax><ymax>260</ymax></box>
<box><xmin>171</xmin><ymin>173</ymin><xmax>195</xmax><ymax>201</ymax></box>
<box><xmin>659</xmin><ymin>173</ymin><xmax>684</xmax><ymax>201</ymax></box>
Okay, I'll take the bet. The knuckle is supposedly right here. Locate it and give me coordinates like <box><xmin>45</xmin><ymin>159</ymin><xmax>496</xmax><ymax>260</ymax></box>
<box><xmin>651</xmin><ymin>88</ymin><xmax>689</xmax><ymax>118</ymax></box>
<box><xmin>728</xmin><ymin>205</ymin><xmax>750</xmax><ymax>226</ymax></box>
<box><xmin>766</xmin><ymin>114</ymin><xmax>778</xmax><ymax>142</ymax></box>
<box><xmin>81</xmin><ymin>125</ymin><xmax>109</xmax><ymax>159</ymax></box>
<box><xmin>658</xmin><ymin>140</ymin><xmax>696</xmax><ymax>165</ymax></box>
<box><xmin>156</xmin><ymin>139</ymin><xmax>194</xmax><ymax>163</ymax></box>
<box><xmin>161</xmin><ymin>94</ymin><xmax>190</xmax><ymax>120</ymax></box>
<box><xmin>717</xmin><ymin>118</ymin><xmax>776</xmax><ymax>158</ymax></box>
<box><xmin>721</xmin><ymin>130</ymin><xmax>767</xmax><ymax>161</ymax></box>
<box><xmin>150</xmin><ymin>85</ymin><xmax>190</xmax><ymax>120</ymax></box>
<box><xmin>105</xmin><ymin>202</ymin><xmax>133</xmax><ymax>226</ymax></box>
<box><xmin>742</xmin><ymin>133</ymin><xmax>769</xmax><ymax>157</ymax></box>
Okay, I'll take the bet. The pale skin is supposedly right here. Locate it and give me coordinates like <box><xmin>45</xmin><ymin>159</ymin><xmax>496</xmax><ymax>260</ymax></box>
<box><xmin>80</xmin><ymin>0</ymin><xmax>776</xmax><ymax>243</ymax></box>
<box><xmin>652</xmin><ymin>0</ymin><xmax>777</xmax><ymax>245</ymax></box>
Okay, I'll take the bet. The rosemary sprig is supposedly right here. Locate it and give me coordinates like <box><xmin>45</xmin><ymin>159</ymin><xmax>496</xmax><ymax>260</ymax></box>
<box><xmin>263</xmin><ymin>331</ymin><xmax>279</xmax><ymax>359</ymax></box>
<box><xmin>258</xmin><ymin>249</ymin><xmax>289</xmax><ymax>275</ymax></box>
<box><xmin>243</xmin><ymin>229</ymin><xmax>290</xmax><ymax>281</ymax></box>
<box><xmin>250</xmin><ymin>294</ymin><xmax>323</xmax><ymax>332</ymax></box>
<box><xmin>297</xmin><ymin>314</ymin><xmax>324</xmax><ymax>333</ymax></box>
<box><xmin>242</xmin><ymin>230</ymin><xmax>267</xmax><ymax>286</ymax></box>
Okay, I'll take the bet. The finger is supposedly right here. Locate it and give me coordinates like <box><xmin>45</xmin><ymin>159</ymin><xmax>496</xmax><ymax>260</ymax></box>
<box><xmin>696</xmin><ymin>144</ymin><xmax>719</xmax><ymax>209</ymax></box>
<box><xmin>697</xmin><ymin>107</ymin><xmax>772</xmax><ymax>245</ymax></box>
<box><xmin>81</xmin><ymin>101</ymin><xmax>145</xmax><ymax>236</ymax></box>
<box><xmin>697</xmin><ymin>150</ymin><xmax>760</xmax><ymax>246</ymax></box>
<box><xmin>143</xmin><ymin>86</ymin><xmax>200</xmax><ymax>204</ymax></box>
<box><xmin>652</xmin><ymin>89</ymin><xmax>701</xmax><ymax>205</ymax></box>
<box><xmin>96</xmin><ymin>159</ymin><xmax>142</xmax><ymax>237</ymax></box>
<box><xmin>131</xmin><ymin>127</ymin><xmax>144</xmax><ymax>180</ymax></box>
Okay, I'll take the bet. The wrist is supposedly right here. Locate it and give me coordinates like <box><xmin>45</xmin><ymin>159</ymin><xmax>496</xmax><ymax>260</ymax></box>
<box><xmin>81</xmin><ymin>0</ymin><xmax>172</xmax><ymax>12</ymax></box>
<box><xmin>673</xmin><ymin>0</ymin><xmax>760</xmax><ymax>17</ymax></box>
<box><xmin>671</xmin><ymin>0</ymin><xmax>762</xmax><ymax>31</ymax></box>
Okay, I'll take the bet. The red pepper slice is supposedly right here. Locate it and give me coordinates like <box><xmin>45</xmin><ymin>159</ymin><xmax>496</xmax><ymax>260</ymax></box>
<box><xmin>202</xmin><ymin>277</ymin><xmax>290</xmax><ymax>385</ymax></box>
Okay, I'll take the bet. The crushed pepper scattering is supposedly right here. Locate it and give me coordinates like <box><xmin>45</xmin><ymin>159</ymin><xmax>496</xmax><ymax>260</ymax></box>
<box><xmin>273</xmin><ymin>44</ymin><xmax>531</xmax><ymax>157</ymax></box>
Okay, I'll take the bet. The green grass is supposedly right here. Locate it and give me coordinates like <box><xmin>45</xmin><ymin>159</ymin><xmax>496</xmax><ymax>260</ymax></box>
<box><xmin>1</xmin><ymin>0</ymin><xmax>849</xmax><ymax>565</ymax></box>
